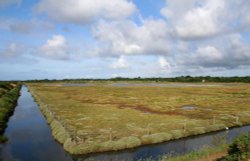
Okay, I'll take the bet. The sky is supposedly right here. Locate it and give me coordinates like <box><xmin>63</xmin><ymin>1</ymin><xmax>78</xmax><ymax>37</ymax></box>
<box><xmin>0</xmin><ymin>0</ymin><xmax>250</xmax><ymax>80</ymax></box>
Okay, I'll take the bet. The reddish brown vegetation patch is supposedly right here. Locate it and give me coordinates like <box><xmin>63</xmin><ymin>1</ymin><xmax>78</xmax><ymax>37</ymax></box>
<box><xmin>118</xmin><ymin>104</ymin><xmax>183</xmax><ymax>116</ymax></box>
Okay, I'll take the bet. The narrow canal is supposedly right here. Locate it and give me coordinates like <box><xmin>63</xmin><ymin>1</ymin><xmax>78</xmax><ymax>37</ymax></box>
<box><xmin>0</xmin><ymin>86</ymin><xmax>72</xmax><ymax>161</ymax></box>
<box><xmin>0</xmin><ymin>86</ymin><xmax>249</xmax><ymax>161</ymax></box>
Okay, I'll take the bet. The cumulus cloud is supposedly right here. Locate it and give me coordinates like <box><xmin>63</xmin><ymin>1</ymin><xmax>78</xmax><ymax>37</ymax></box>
<box><xmin>225</xmin><ymin>34</ymin><xmax>250</xmax><ymax>67</ymax></box>
<box><xmin>161</xmin><ymin>0</ymin><xmax>250</xmax><ymax>39</ymax></box>
<box><xmin>93</xmin><ymin>19</ymin><xmax>171</xmax><ymax>56</ymax></box>
<box><xmin>112</xmin><ymin>55</ymin><xmax>130</xmax><ymax>69</ymax></box>
<box><xmin>29</xmin><ymin>1</ymin><xmax>250</xmax><ymax>76</ymax></box>
<box><xmin>176</xmin><ymin>1</ymin><xmax>224</xmax><ymax>39</ymax></box>
<box><xmin>0</xmin><ymin>0</ymin><xmax>21</xmax><ymax>8</ymax></box>
<box><xmin>40</xmin><ymin>35</ymin><xmax>70</xmax><ymax>60</ymax></box>
<box><xmin>181</xmin><ymin>34</ymin><xmax>250</xmax><ymax>69</ymax></box>
<box><xmin>1</xmin><ymin>0</ymin><xmax>250</xmax><ymax>78</ymax></box>
<box><xmin>190</xmin><ymin>46</ymin><xmax>224</xmax><ymax>67</ymax></box>
<box><xmin>35</xmin><ymin>0</ymin><xmax>136</xmax><ymax>24</ymax></box>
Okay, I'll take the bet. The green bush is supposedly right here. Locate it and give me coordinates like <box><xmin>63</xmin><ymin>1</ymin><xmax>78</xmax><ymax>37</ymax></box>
<box><xmin>218</xmin><ymin>132</ymin><xmax>250</xmax><ymax>161</ymax></box>
<box><xmin>0</xmin><ymin>83</ymin><xmax>12</xmax><ymax>90</ymax></box>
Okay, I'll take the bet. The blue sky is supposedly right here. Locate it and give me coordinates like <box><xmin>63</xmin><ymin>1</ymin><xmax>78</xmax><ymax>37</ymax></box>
<box><xmin>0</xmin><ymin>0</ymin><xmax>250</xmax><ymax>80</ymax></box>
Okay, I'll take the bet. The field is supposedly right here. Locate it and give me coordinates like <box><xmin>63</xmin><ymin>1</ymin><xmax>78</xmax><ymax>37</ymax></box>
<box><xmin>28</xmin><ymin>82</ymin><xmax>250</xmax><ymax>154</ymax></box>
<box><xmin>0</xmin><ymin>82</ymin><xmax>21</xmax><ymax>142</ymax></box>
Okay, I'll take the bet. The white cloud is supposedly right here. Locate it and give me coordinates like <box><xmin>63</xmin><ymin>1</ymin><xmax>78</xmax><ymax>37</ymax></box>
<box><xmin>162</xmin><ymin>0</ymin><xmax>225</xmax><ymax>39</ymax></box>
<box><xmin>176</xmin><ymin>0</ymin><xmax>224</xmax><ymax>39</ymax></box>
<box><xmin>158</xmin><ymin>56</ymin><xmax>171</xmax><ymax>70</ymax></box>
<box><xmin>180</xmin><ymin>34</ymin><xmax>250</xmax><ymax>69</ymax></box>
<box><xmin>112</xmin><ymin>55</ymin><xmax>130</xmax><ymax>69</ymax></box>
<box><xmin>226</xmin><ymin>34</ymin><xmax>250</xmax><ymax>65</ymax></box>
<box><xmin>0</xmin><ymin>0</ymin><xmax>21</xmax><ymax>8</ymax></box>
<box><xmin>161</xmin><ymin>0</ymin><xmax>201</xmax><ymax>20</ymax></box>
<box><xmin>161</xmin><ymin>0</ymin><xmax>250</xmax><ymax>39</ymax></box>
<box><xmin>0</xmin><ymin>43</ymin><xmax>24</xmax><ymax>57</ymax></box>
<box><xmin>158</xmin><ymin>56</ymin><xmax>171</xmax><ymax>74</ymax></box>
<box><xmin>40</xmin><ymin>35</ymin><xmax>70</xmax><ymax>60</ymax></box>
<box><xmin>35</xmin><ymin>0</ymin><xmax>136</xmax><ymax>24</ymax></box>
<box><xmin>93</xmin><ymin>18</ymin><xmax>171</xmax><ymax>56</ymax></box>
<box><xmin>195</xmin><ymin>46</ymin><xmax>223</xmax><ymax>62</ymax></box>
<box><xmin>2</xmin><ymin>0</ymin><xmax>250</xmax><ymax>79</ymax></box>
<box><xmin>236</xmin><ymin>1</ymin><xmax>250</xmax><ymax>27</ymax></box>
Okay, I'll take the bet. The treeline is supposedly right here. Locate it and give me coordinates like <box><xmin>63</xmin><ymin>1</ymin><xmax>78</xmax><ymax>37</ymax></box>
<box><xmin>0</xmin><ymin>83</ymin><xmax>21</xmax><ymax>142</ymax></box>
<box><xmin>22</xmin><ymin>76</ymin><xmax>250</xmax><ymax>83</ymax></box>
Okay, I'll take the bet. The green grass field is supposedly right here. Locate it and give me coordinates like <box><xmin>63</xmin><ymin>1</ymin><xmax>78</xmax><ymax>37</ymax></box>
<box><xmin>28</xmin><ymin>82</ymin><xmax>250</xmax><ymax>154</ymax></box>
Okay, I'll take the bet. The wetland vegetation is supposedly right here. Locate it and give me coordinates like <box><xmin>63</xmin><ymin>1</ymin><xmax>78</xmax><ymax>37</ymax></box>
<box><xmin>0</xmin><ymin>82</ymin><xmax>21</xmax><ymax>142</ymax></box>
<box><xmin>155</xmin><ymin>132</ymin><xmax>250</xmax><ymax>161</ymax></box>
<box><xmin>218</xmin><ymin>132</ymin><xmax>250</xmax><ymax>161</ymax></box>
<box><xmin>28</xmin><ymin>82</ymin><xmax>250</xmax><ymax>155</ymax></box>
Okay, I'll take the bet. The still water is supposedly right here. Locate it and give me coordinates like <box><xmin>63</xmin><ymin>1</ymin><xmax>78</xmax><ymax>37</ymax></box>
<box><xmin>81</xmin><ymin>125</ymin><xmax>250</xmax><ymax>161</ymax></box>
<box><xmin>0</xmin><ymin>86</ymin><xmax>249</xmax><ymax>161</ymax></box>
<box><xmin>0</xmin><ymin>86</ymin><xmax>72</xmax><ymax>161</ymax></box>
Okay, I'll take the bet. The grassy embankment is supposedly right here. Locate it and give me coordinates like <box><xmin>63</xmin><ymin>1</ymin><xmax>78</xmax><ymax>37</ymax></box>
<box><xmin>163</xmin><ymin>131</ymin><xmax>250</xmax><ymax>161</ymax></box>
<box><xmin>156</xmin><ymin>145</ymin><xmax>227</xmax><ymax>161</ymax></box>
<box><xmin>28</xmin><ymin>82</ymin><xmax>250</xmax><ymax>154</ymax></box>
<box><xmin>0</xmin><ymin>82</ymin><xmax>21</xmax><ymax>142</ymax></box>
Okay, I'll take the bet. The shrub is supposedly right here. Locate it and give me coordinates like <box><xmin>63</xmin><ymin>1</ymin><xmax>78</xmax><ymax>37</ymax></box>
<box><xmin>218</xmin><ymin>132</ymin><xmax>250</xmax><ymax>161</ymax></box>
<box><xmin>0</xmin><ymin>83</ymin><xmax>12</xmax><ymax>90</ymax></box>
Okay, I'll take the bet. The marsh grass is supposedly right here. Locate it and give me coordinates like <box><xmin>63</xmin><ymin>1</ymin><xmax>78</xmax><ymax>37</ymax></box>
<box><xmin>28</xmin><ymin>83</ymin><xmax>250</xmax><ymax>154</ymax></box>
<box><xmin>0</xmin><ymin>83</ymin><xmax>21</xmax><ymax>142</ymax></box>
